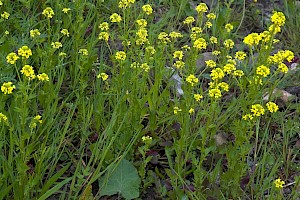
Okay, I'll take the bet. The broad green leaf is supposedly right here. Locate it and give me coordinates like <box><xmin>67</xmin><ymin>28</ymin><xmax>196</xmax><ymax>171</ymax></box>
<box><xmin>99</xmin><ymin>159</ymin><xmax>141</xmax><ymax>200</ymax></box>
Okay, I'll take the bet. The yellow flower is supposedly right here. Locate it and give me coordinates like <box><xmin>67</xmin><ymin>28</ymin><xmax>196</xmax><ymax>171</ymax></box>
<box><xmin>174</xmin><ymin>60</ymin><xmax>185</xmax><ymax>69</ymax></box>
<box><xmin>30</xmin><ymin>29</ymin><xmax>41</xmax><ymax>38</ymax></box>
<box><xmin>186</xmin><ymin>74</ymin><xmax>198</xmax><ymax>86</ymax></box>
<box><xmin>205</xmin><ymin>21</ymin><xmax>212</xmax><ymax>28</ymax></box>
<box><xmin>37</xmin><ymin>73</ymin><xmax>49</xmax><ymax>81</ymax></box>
<box><xmin>1</xmin><ymin>11</ymin><xmax>10</xmax><ymax>19</ymax></box>
<box><xmin>99</xmin><ymin>22</ymin><xmax>109</xmax><ymax>31</ymax></box>
<box><xmin>224</xmin><ymin>39</ymin><xmax>234</xmax><ymax>49</ymax></box>
<box><xmin>209</xmin><ymin>88</ymin><xmax>222</xmax><ymax>98</ymax></box>
<box><xmin>243</xmin><ymin>33</ymin><xmax>261</xmax><ymax>46</ymax></box>
<box><xmin>110</xmin><ymin>13</ymin><xmax>122</xmax><ymax>23</ymax></box>
<box><xmin>62</xmin><ymin>8</ymin><xmax>71</xmax><ymax>14</ymax></box>
<box><xmin>140</xmin><ymin>63</ymin><xmax>150</xmax><ymax>72</ymax></box>
<box><xmin>205</xmin><ymin>60</ymin><xmax>216</xmax><ymax>68</ymax></box>
<box><xmin>0</xmin><ymin>1</ymin><xmax>3</xmax><ymax>6</ymax></box>
<box><xmin>223</xmin><ymin>63</ymin><xmax>236</xmax><ymax>74</ymax></box>
<box><xmin>34</xmin><ymin>115</ymin><xmax>43</xmax><ymax>123</ymax></box>
<box><xmin>6</xmin><ymin>52</ymin><xmax>19</xmax><ymax>64</ymax></box>
<box><xmin>233</xmin><ymin>70</ymin><xmax>244</xmax><ymax>77</ymax></box>
<box><xmin>18</xmin><ymin>46</ymin><xmax>32</xmax><ymax>59</ymax></box>
<box><xmin>211</xmin><ymin>68</ymin><xmax>224</xmax><ymax>80</ymax></box>
<box><xmin>225</xmin><ymin>23</ymin><xmax>234</xmax><ymax>32</ymax></box>
<box><xmin>183</xmin><ymin>16</ymin><xmax>195</xmax><ymax>24</ymax></box>
<box><xmin>266</xmin><ymin>102</ymin><xmax>279</xmax><ymax>113</ymax></box>
<box><xmin>145</xmin><ymin>46</ymin><xmax>156</xmax><ymax>54</ymax></box>
<box><xmin>158</xmin><ymin>32</ymin><xmax>170</xmax><ymax>44</ymax></box>
<box><xmin>181</xmin><ymin>45</ymin><xmax>190</xmax><ymax>51</ymax></box>
<box><xmin>193</xmin><ymin>38</ymin><xmax>207</xmax><ymax>50</ymax></box>
<box><xmin>242</xmin><ymin>114</ymin><xmax>253</xmax><ymax>120</ymax></box>
<box><xmin>20</xmin><ymin>65</ymin><xmax>35</xmax><ymax>80</ymax></box>
<box><xmin>206</xmin><ymin>13</ymin><xmax>216</xmax><ymax>20</ymax></box>
<box><xmin>142</xmin><ymin>4</ymin><xmax>153</xmax><ymax>15</ymax></box>
<box><xmin>1</xmin><ymin>82</ymin><xmax>16</xmax><ymax>94</ymax></box>
<box><xmin>189</xmin><ymin>108</ymin><xmax>195</xmax><ymax>114</ymax></box>
<box><xmin>196</xmin><ymin>3</ymin><xmax>208</xmax><ymax>13</ymax></box>
<box><xmin>78</xmin><ymin>49</ymin><xmax>88</xmax><ymax>56</ymax></box>
<box><xmin>0</xmin><ymin>113</ymin><xmax>8</xmax><ymax>122</ymax></box>
<box><xmin>277</xmin><ymin>62</ymin><xmax>288</xmax><ymax>73</ymax></box>
<box><xmin>256</xmin><ymin>65</ymin><xmax>270</xmax><ymax>77</ymax></box>
<box><xmin>250</xmin><ymin>104</ymin><xmax>265</xmax><ymax>116</ymax></box>
<box><xmin>42</xmin><ymin>7</ymin><xmax>54</xmax><ymax>18</ymax></box>
<box><xmin>61</xmin><ymin>29</ymin><xmax>69</xmax><ymax>37</ymax></box>
<box><xmin>210</xmin><ymin>36</ymin><xmax>218</xmax><ymax>44</ymax></box>
<box><xmin>271</xmin><ymin>11</ymin><xmax>285</xmax><ymax>27</ymax></box>
<box><xmin>142</xmin><ymin>135</ymin><xmax>152</xmax><ymax>144</ymax></box>
<box><xmin>274</xmin><ymin>178</ymin><xmax>285</xmax><ymax>189</ymax></box>
<box><xmin>97</xmin><ymin>73</ymin><xmax>109</xmax><ymax>81</ymax></box>
<box><xmin>51</xmin><ymin>42</ymin><xmax>62</xmax><ymax>49</ymax></box>
<box><xmin>136</xmin><ymin>19</ymin><xmax>147</xmax><ymax>27</ymax></box>
<box><xmin>194</xmin><ymin>94</ymin><xmax>203</xmax><ymax>101</ymax></box>
<box><xmin>173</xmin><ymin>51</ymin><xmax>184</xmax><ymax>60</ymax></box>
<box><xmin>218</xmin><ymin>82</ymin><xmax>229</xmax><ymax>92</ymax></box>
<box><xmin>115</xmin><ymin>51</ymin><xmax>126</xmax><ymax>61</ymax></box>
<box><xmin>5</xmin><ymin>30</ymin><xmax>9</xmax><ymax>35</ymax></box>
<box><xmin>119</xmin><ymin>0</ymin><xmax>135</xmax><ymax>9</ymax></box>
<box><xmin>59</xmin><ymin>52</ymin><xmax>67</xmax><ymax>57</ymax></box>
<box><xmin>98</xmin><ymin>32</ymin><xmax>109</xmax><ymax>41</ymax></box>
<box><xmin>212</xmin><ymin>50</ymin><xmax>221</xmax><ymax>56</ymax></box>
<box><xmin>235</xmin><ymin>51</ymin><xmax>247</xmax><ymax>60</ymax></box>
<box><xmin>169</xmin><ymin>31</ymin><xmax>183</xmax><ymax>39</ymax></box>
<box><xmin>173</xmin><ymin>107</ymin><xmax>182</xmax><ymax>114</ymax></box>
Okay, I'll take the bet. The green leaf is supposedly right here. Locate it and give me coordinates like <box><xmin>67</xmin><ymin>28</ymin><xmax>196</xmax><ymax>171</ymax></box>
<box><xmin>99</xmin><ymin>159</ymin><xmax>141</xmax><ymax>200</ymax></box>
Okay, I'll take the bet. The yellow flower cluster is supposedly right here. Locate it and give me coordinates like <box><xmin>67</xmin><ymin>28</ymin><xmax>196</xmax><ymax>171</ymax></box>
<box><xmin>30</xmin><ymin>29</ymin><xmax>41</xmax><ymax>38</ymax></box>
<box><xmin>235</xmin><ymin>51</ymin><xmax>247</xmax><ymax>60</ymax></box>
<box><xmin>266</xmin><ymin>102</ymin><xmax>279</xmax><ymax>113</ymax></box>
<box><xmin>18</xmin><ymin>46</ymin><xmax>32</xmax><ymax>59</ymax></box>
<box><xmin>142</xmin><ymin>135</ymin><xmax>152</xmax><ymax>143</ymax></box>
<box><xmin>78</xmin><ymin>49</ymin><xmax>88</xmax><ymax>56</ymax></box>
<box><xmin>271</xmin><ymin>11</ymin><xmax>286</xmax><ymax>27</ymax></box>
<box><xmin>1</xmin><ymin>82</ymin><xmax>16</xmax><ymax>94</ymax></box>
<box><xmin>183</xmin><ymin>16</ymin><xmax>195</xmax><ymax>25</ymax></box>
<box><xmin>62</xmin><ymin>8</ymin><xmax>71</xmax><ymax>14</ymax></box>
<box><xmin>1</xmin><ymin>11</ymin><xmax>10</xmax><ymax>19</ymax></box>
<box><xmin>169</xmin><ymin>31</ymin><xmax>183</xmax><ymax>39</ymax></box>
<box><xmin>194</xmin><ymin>94</ymin><xmax>203</xmax><ymax>101</ymax></box>
<box><xmin>136</xmin><ymin>28</ymin><xmax>149</xmax><ymax>45</ymax></box>
<box><xmin>225</xmin><ymin>23</ymin><xmax>233</xmax><ymax>32</ymax></box>
<box><xmin>274</xmin><ymin>178</ymin><xmax>285</xmax><ymax>189</ymax></box>
<box><xmin>110</xmin><ymin>13</ymin><xmax>122</xmax><ymax>23</ymax></box>
<box><xmin>250</xmin><ymin>104</ymin><xmax>265</xmax><ymax>116</ymax></box>
<box><xmin>173</xmin><ymin>107</ymin><xmax>182</xmax><ymax>114</ymax></box>
<box><xmin>61</xmin><ymin>29</ymin><xmax>69</xmax><ymax>37</ymax></box>
<box><xmin>0</xmin><ymin>113</ymin><xmax>8</xmax><ymax>122</ymax></box>
<box><xmin>136</xmin><ymin>19</ymin><xmax>147</xmax><ymax>28</ymax></box>
<box><xmin>98</xmin><ymin>32</ymin><xmax>109</xmax><ymax>41</ymax></box>
<box><xmin>118</xmin><ymin>0</ymin><xmax>135</xmax><ymax>9</ymax></box>
<box><xmin>37</xmin><ymin>73</ymin><xmax>49</xmax><ymax>81</ymax></box>
<box><xmin>224</xmin><ymin>39</ymin><xmax>234</xmax><ymax>49</ymax></box>
<box><xmin>206</xmin><ymin>13</ymin><xmax>216</xmax><ymax>20</ymax></box>
<box><xmin>193</xmin><ymin>38</ymin><xmax>207</xmax><ymax>50</ymax></box>
<box><xmin>42</xmin><ymin>7</ymin><xmax>54</xmax><ymax>18</ymax></box>
<box><xmin>21</xmin><ymin>65</ymin><xmax>35</xmax><ymax>80</ymax></box>
<box><xmin>30</xmin><ymin>115</ymin><xmax>43</xmax><ymax>129</ymax></box>
<box><xmin>211</xmin><ymin>68</ymin><xmax>224</xmax><ymax>80</ymax></box>
<box><xmin>6</xmin><ymin>52</ymin><xmax>19</xmax><ymax>64</ymax></box>
<box><xmin>196</xmin><ymin>3</ymin><xmax>208</xmax><ymax>13</ymax></box>
<box><xmin>174</xmin><ymin>61</ymin><xmax>185</xmax><ymax>69</ymax></box>
<box><xmin>256</xmin><ymin>65</ymin><xmax>270</xmax><ymax>77</ymax></box>
<box><xmin>142</xmin><ymin>4</ymin><xmax>153</xmax><ymax>15</ymax></box>
<box><xmin>97</xmin><ymin>73</ymin><xmax>109</xmax><ymax>81</ymax></box>
<box><xmin>115</xmin><ymin>51</ymin><xmax>126</xmax><ymax>61</ymax></box>
<box><xmin>186</xmin><ymin>74</ymin><xmax>198</xmax><ymax>86</ymax></box>
<box><xmin>173</xmin><ymin>51</ymin><xmax>184</xmax><ymax>60</ymax></box>
<box><xmin>158</xmin><ymin>32</ymin><xmax>170</xmax><ymax>44</ymax></box>
<box><xmin>51</xmin><ymin>42</ymin><xmax>62</xmax><ymax>49</ymax></box>
<box><xmin>205</xmin><ymin>60</ymin><xmax>216</xmax><ymax>68</ymax></box>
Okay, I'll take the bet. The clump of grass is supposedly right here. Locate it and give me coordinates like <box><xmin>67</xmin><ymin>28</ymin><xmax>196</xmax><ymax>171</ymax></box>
<box><xmin>0</xmin><ymin>0</ymin><xmax>299</xmax><ymax>199</ymax></box>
